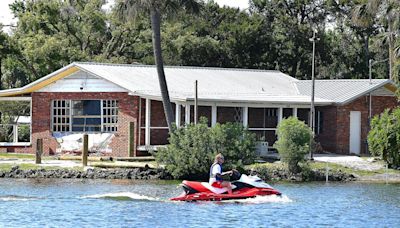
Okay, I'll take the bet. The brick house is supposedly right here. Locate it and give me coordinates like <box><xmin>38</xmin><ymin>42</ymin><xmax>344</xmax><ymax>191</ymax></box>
<box><xmin>0</xmin><ymin>62</ymin><xmax>397</xmax><ymax>156</ymax></box>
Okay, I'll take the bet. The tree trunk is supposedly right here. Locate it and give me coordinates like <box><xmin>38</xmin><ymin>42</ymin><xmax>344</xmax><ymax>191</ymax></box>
<box><xmin>290</xmin><ymin>43</ymin><xmax>300</xmax><ymax>78</ymax></box>
<box><xmin>388</xmin><ymin>21</ymin><xmax>393</xmax><ymax>81</ymax></box>
<box><xmin>150</xmin><ymin>9</ymin><xmax>175</xmax><ymax>133</ymax></box>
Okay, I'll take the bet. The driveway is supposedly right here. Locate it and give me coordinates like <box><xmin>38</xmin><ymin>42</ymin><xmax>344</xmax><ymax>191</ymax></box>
<box><xmin>313</xmin><ymin>154</ymin><xmax>384</xmax><ymax>171</ymax></box>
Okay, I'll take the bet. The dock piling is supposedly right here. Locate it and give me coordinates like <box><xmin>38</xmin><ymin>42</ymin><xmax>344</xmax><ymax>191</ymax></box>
<box><xmin>35</xmin><ymin>138</ymin><xmax>43</xmax><ymax>164</ymax></box>
<box><xmin>325</xmin><ymin>162</ymin><xmax>329</xmax><ymax>182</ymax></box>
<box><xmin>129</xmin><ymin>122</ymin><xmax>135</xmax><ymax>157</ymax></box>
<box><xmin>82</xmin><ymin>134</ymin><xmax>88</xmax><ymax>166</ymax></box>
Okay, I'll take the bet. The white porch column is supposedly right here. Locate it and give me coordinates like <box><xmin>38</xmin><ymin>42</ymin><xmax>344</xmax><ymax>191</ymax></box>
<box><xmin>175</xmin><ymin>103</ymin><xmax>181</xmax><ymax>127</ymax></box>
<box><xmin>13</xmin><ymin>125</ymin><xmax>18</xmax><ymax>143</ymax></box>
<box><xmin>185</xmin><ymin>104</ymin><xmax>191</xmax><ymax>124</ymax></box>
<box><xmin>211</xmin><ymin>105</ymin><xmax>217</xmax><ymax>127</ymax></box>
<box><xmin>278</xmin><ymin>107</ymin><xmax>283</xmax><ymax>123</ymax></box>
<box><xmin>293</xmin><ymin>107</ymin><xmax>298</xmax><ymax>117</ymax></box>
<box><xmin>145</xmin><ymin>99</ymin><xmax>151</xmax><ymax>146</ymax></box>
<box><xmin>242</xmin><ymin>107</ymin><xmax>248</xmax><ymax>128</ymax></box>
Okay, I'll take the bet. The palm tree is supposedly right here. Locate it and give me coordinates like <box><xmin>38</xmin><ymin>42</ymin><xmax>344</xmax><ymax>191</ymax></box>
<box><xmin>117</xmin><ymin>0</ymin><xmax>202</xmax><ymax>132</ymax></box>
<box><xmin>352</xmin><ymin>0</ymin><xmax>400</xmax><ymax>81</ymax></box>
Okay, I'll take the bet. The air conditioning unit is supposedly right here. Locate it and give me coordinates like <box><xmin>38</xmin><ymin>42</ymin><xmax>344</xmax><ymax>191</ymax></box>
<box><xmin>255</xmin><ymin>142</ymin><xmax>269</xmax><ymax>157</ymax></box>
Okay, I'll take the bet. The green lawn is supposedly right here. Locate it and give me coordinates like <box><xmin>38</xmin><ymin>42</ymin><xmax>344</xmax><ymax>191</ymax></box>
<box><xmin>0</xmin><ymin>153</ymin><xmax>56</xmax><ymax>160</ymax></box>
<box><xmin>0</xmin><ymin>153</ymin><xmax>36</xmax><ymax>159</ymax></box>
<box><xmin>247</xmin><ymin>160</ymin><xmax>400</xmax><ymax>177</ymax></box>
<box><xmin>0</xmin><ymin>163</ymin><xmax>63</xmax><ymax>171</ymax></box>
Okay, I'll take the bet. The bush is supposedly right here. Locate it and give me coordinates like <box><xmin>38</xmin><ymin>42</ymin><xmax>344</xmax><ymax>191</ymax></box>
<box><xmin>210</xmin><ymin>122</ymin><xmax>257</xmax><ymax>171</ymax></box>
<box><xmin>18</xmin><ymin>125</ymin><xmax>31</xmax><ymax>142</ymax></box>
<box><xmin>155</xmin><ymin>118</ymin><xmax>256</xmax><ymax>179</ymax></box>
<box><xmin>274</xmin><ymin>117</ymin><xmax>312</xmax><ymax>173</ymax></box>
<box><xmin>368</xmin><ymin>108</ymin><xmax>400</xmax><ymax>168</ymax></box>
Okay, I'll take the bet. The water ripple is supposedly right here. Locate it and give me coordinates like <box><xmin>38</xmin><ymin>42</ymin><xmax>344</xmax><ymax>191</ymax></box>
<box><xmin>0</xmin><ymin>195</ymin><xmax>40</xmax><ymax>201</ymax></box>
<box><xmin>80</xmin><ymin>192</ymin><xmax>160</xmax><ymax>201</ymax></box>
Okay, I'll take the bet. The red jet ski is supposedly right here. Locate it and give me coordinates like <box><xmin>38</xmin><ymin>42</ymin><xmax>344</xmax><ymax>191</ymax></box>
<box><xmin>171</xmin><ymin>173</ymin><xmax>281</xmax><ymax>201</ymax></box>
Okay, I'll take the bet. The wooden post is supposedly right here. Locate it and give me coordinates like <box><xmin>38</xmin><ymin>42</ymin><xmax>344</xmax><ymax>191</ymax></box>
<box><xmin>82</xmin><ymin>134</ymin><xmax>88</xmax><ymax>166</ymax></box>
<box><xmin>128</xmin><ymin>122</ymin><xmax>136</xmax><ymax>157</ymax></box>
<box><xmin>325</xmin><ymin>162</ymin><xmax>329</xmax><ymax>183</ymax></box>
<box><xmin>35</xmin><ymin>138</ymin><xmax>43</xmax><ymax>164</ymax></box>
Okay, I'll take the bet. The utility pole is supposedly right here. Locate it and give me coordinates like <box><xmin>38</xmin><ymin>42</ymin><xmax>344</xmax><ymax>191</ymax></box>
<box><xmin>369</xmin><ymin>59</ymin><xmax>373</xmax><ymax>124</ymax></box>
<box><xmin>194</xmin><ymin>80</ymin><xmax>198</xmax><ymax>125</ymax></box>
<box><xmin>309</xmin><ymin>30</ymin><xmax>319</xmax><ymax>160</ymax></box>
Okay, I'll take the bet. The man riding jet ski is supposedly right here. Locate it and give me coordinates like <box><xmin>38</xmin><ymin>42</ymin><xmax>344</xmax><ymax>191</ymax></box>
<box><xmin>209</xmin><ymin>153</ymin><xmax>234</xmax><ymax>194</ymax></box>
<box><xmin>170</xmin><ymin>153</ymin><xmax>281</xmax><ymax>201</ymax></box>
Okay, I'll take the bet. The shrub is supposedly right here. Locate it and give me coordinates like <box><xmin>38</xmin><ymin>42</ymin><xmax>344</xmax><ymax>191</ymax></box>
<box><xmin>18</xmin><ymin>125</ymin><xmax>31</xmax><ymax>142</ymax></box>
<box><xmin>368</xmin><ymin>108</ymin><xmax>400</xmax><ymax>168</ymax></box>
<box><xmin>274</xmin><ymin>117</ymin><xmax>312</xmax><ymax>173</ymax></box>
<box><xmin>210</xmin><ymin>122</ymin><xmax>257</xmax><ymax>171</ymax></box>
<box><xmin>155</xmin><ymin>118</ymin><xmax>256</xmax><ymax>179</ymax></box>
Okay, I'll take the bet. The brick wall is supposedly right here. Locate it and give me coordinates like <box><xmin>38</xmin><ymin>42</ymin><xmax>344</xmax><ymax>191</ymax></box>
<box><xmin>316</xmin><ymin>96</ymin><xmax>398</xmax><ymax>154</ymax></box>
<box><xmin>315</xmin><ymin>106</ymin><xmax>337</xmax><ymax>153</ymax></box>
<box><xmin>18</xmin><ymin>92</ymin><xmax>141</xmax><ymax>157</ymax></box>
<box><xmin>336</xmin><ymin>95</ymin><xmax>398</xmax><ymax>154</ymax></box>
<box><xmin>8</xmin><ymin>93</ymin><xmax>398</xmax><ymax>156</ymax></box>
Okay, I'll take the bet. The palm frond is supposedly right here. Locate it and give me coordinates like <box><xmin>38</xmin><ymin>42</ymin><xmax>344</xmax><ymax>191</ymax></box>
<box><xmin>351</xmin><ymin>4</ymin><xmax>372</xmax><ymax>27</ymax></box>
<box><xmin>395</xmin><ymin>40</ymin><xmax>400</xmax><ymax>58</ymax></box>
<box><xmin>365</xmin><ymin>0</ymin><xmax>380</xmax><ymax>15</ymax></box>
<box><xmin>115</xmin><ymin>0</ymin><xmax>154</xmax><ymax>21</ymax></box>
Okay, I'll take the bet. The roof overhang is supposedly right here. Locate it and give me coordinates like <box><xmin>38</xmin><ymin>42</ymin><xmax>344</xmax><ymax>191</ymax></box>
<box><xmin>132</xmin><ymin>91</ymin><xmax>333</xmax><ymax>106</ymax></box>
<box><xmin>0</xmin><ymin>63</ymin><xmax>79</xmax><ymax>97</ymax></box>
<box><xmin>339</xmin><ymin>80</ymin><xmax>397</xmax><ymax>105</ymax></box>
<box><xmin>0</xmin><ymin>96</ymin><xmax>31</xmax><ymax>101</ymax></box>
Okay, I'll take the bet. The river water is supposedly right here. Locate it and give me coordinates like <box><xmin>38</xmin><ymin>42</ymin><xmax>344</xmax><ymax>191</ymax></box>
<box><xmin>0</xmin><ymin>179</ymin><xmax>399</xmax><ymax>228</ymax></box>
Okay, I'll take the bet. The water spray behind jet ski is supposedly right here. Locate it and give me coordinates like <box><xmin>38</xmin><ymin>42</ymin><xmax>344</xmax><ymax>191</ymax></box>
<box><xmin>170</xmin><ymin>170</ymin><xmax>281</xmax><ymax>201</ymax></box>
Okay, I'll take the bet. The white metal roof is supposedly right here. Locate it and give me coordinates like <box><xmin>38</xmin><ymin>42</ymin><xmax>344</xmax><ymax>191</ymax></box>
<box><xmin>295</xmin><ymin>79</ymin><xmax>393</xmax><ymax>104</ymax></box>
<box><xmin>74</xmin><ymin>62</ymin><xmax>332</xmax><ymax>104</ymax></box>
<box><xmin>0</xmin><ymin>62</ymin><xmax>395</xmax><ymax>105</ymax></box>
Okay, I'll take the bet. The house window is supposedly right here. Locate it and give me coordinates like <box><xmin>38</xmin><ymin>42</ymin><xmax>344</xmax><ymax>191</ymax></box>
<box><xmin>52</xmin><ymin>100</ymin><xmax>71</xmax><ymax>132</ymax></box>
<box><xmin>296</xmin><ymin>108</ymin><xmax>323</xmax><ymax>135</ymax></box>
<box><xmin>248</xmin><ymin>108</ymin><xmax>279</xmax><ymax>146</ymax></box>
<box><xmin>283</xmin><ymin>108</ymin><xmax>293</xmax><ymax>119</ymax></box>
<box><xmin>317</xmin><ymin>111</ymin><xmax>323</xmax><ymax>134</ymax></box>
<box><xmin>248</xmin><ymin>108</ymin><xmax>278</xmax><ymax>129</ymax></box>
<box><xmin>72</xmin><ymin>100</ymin><xmax>101</xmax><ymax>132</ymax></box>
<box><xmin>297</xmin><ymin>108</ymin><xmax>309</xmax><ymax>125</ymax></box>
<box><xmin>102</xmin><ymin>100</ymin><xmax>118</xmax><ymax>132</ymax></box>
<box><xmin>51</xmin><ymin>99</ymin><xmax>118</xmax><ymax>133</ymax></box>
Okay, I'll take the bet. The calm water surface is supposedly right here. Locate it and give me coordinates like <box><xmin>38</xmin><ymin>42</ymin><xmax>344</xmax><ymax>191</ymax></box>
<box><xmin>0</xmin><ymin>179</ymin><xmax>399</xmax><ymax>228</ymax></box>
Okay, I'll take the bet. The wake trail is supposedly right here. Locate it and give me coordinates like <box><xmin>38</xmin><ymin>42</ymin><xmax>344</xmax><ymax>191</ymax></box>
<box><xmin>80</xmin><ymin>192</ymin><xmax>293</xmax><ymax>204</ymax></box>
<box><xmin>80</xmin><ymin>192</ymin><xmax>161</xmax><ymax>202</ymax></box>
<box><xmin>0</xmin><ymin>195</ymin><xmax>40</xmax><ymax>201</ymax></box>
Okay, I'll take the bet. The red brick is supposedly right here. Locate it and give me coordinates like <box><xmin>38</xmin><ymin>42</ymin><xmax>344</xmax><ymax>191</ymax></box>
<box><xmin>317</xmin><ymin>96</ymin><xmax>398</xmax><ymax>154</ymax></box>
<box><xmin>17</xmin><ymin>92</ymin><xmax>141</xmax><ymax>157</ymax></box>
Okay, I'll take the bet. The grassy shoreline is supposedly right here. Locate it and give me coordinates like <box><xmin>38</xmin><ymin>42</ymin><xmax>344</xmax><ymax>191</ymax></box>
<box><xmin>1</xmin><ymin>153</ymin><xmax>399</xmax><ymax>182</ymax></box>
